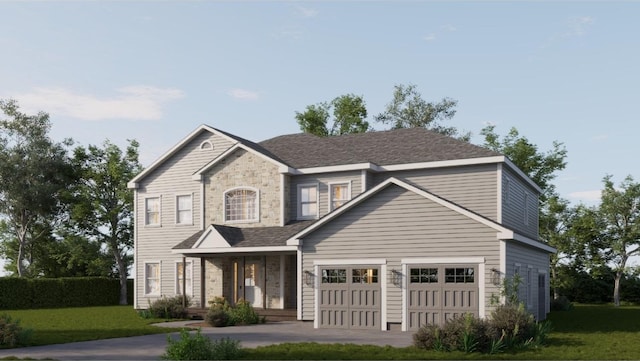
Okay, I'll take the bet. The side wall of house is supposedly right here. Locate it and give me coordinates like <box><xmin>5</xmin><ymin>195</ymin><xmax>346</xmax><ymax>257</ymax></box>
<box><xmin>289</xmin><ymin>170</ymin><xmax>363</xmax><ymax>221</ymax></box>
<box><xmin>501</xmin><ymin>167</ymin><xmax>539</xmax><ymax>240</ymax></box>
<box><xmin>505</xmin><ymin>241</ymin><xmax>551</xmax><ymax>319</ymax></box>
<box><xmin>135</xmin><ymin>131</ymin><xmax>235</xmax><ymax>308</ymax></box>
<box><xmin>204</xmin><ymin>148</ymin><xmax>282</xmax><ymax>227</ymax></box>
<box><xmin>373</xmin><ymin>164</ymin><xmax>499</xmax><ymax>222</ymax></box>
<box><xmin>300</xmin><ymin>184</ymin><xmax>502</xmax><ymax>323</ymax></box>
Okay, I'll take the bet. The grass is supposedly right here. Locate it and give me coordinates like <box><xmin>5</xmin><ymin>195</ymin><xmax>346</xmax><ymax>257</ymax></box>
<box><xmin>1</xmin><ymin>305</ymin><xmax>183</xmax><ymax>347</ymax></box>
<box><xmin>242</xmin><ymin>304</ymin><xmax>640</xmax><ymax>360</ymax></box>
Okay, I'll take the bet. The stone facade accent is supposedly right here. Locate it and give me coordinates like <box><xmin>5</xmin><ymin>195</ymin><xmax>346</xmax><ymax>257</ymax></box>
<box><xmin>204</xmin><ymin>148</ymin><xmax>282</xmax><ymax>227</ymax></box>
<box><xmin>204</xmin><ymin>257</ymin><xmax>230</xmax><ymax>306</ymax></box>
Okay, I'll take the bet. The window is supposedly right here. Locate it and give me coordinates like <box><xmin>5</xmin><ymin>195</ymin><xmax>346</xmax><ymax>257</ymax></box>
<box><xmin>352</xmin><ymin>268</ymin><xmax>378</xmax><ymax>284</ymax></box>
<box><xmin>329</xmin><ymin>182</ymin><xmax>350</xmax><ymax>211</ymax></box>
<box><xmin>176</xmin><ymin>195</ymin><xmax>192</xmax><ymax>225</ymax></box>
<box><xmin>145</xmin><ymin>263</ymin><xmax>160</xmax><ymax>295</ymax></box>
<box><xmin>298</xmin><ymin>184</ymin><xmax>318</xmax><ymax>219</ymax></box>
<box><xmin>225</xmin><ymin>188</ymin><xmax>258</xmax><ymax>222</ymax></box>
<box><xmin>321</xmin><ymin>269</ymin><xmax>347</xmax><ymax>283</ymax></box>
<box><xmin>200</xmin><ymin>140</ymin><xmax>213</xmax><ymax>150</ymax></box>
<box><xmin>410</xmin><ymin>268</ymin><xmax>439</xmax><ymax>283</ymax></box>
<box><xmin>445</xmin><ymin>267</ymin><xmax>475</xmax><ymax>283</ymax></box>
<box><xmin>145</xmin><ymin>197</ymin><xmax>160</xmax><ymax>225</ymax></box>
<box><xmin>176</xmin><ymin>261</ymin><xmax>192</xmax><ymax>296</ymax></box>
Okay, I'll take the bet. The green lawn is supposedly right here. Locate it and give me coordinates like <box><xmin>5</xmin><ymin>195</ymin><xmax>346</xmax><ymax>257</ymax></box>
<box><xmin>1</xmin><ymin>305</ymin><xmax>182</xmax><ymax>347</ymax></box>
<box><xmin>242</xmin><ymin>304</ymin><xmax>640</xmax><ymax>360</ymax></box>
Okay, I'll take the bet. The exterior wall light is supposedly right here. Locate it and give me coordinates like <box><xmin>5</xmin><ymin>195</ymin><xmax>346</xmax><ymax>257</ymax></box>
<box><xmin>304</xmin><ymin>270</ymin><xmax>315</xmax><ymax>286</ymax></box>
<box><xmin>491</xmin><ymin>268</ymin><xmax>503</xmax><ymax>286</ymax></box>
<box><xmin>391</xmin><ymin>269</ymin><xmax>402</xmax><ymax>286</ymax></box>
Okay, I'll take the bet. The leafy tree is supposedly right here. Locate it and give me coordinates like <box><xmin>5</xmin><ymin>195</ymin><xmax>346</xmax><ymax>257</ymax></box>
<box><xmin>69</xmin><ymin>140</ymin><xmax>142</xmax><ymax>304</ymax></box>
<box><xmin>295</xmin><ymin>94</ymin><xmax>369</xmax><ymax>137</ymax></box>
<box><xmin>481</xmin><ymin>125</ymin><xmax>567</xmax><ymax>199</ymax></box>
<box><xmin>598</xmin><ymin>175</ymin><xmax>640</xmax><ymax>306</ymax></box>
<box><xmin>0</xmin><ymin>99</ymin><xmax>75</xmax><ymax>277</ymax></box>
<box><xmin>375</xmin><ymin>84</ymin><xmax>467</xmax><ymax>140</ymax></box>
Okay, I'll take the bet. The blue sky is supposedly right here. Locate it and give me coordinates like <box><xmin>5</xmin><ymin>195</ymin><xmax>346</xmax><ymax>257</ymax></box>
<box><xmin>1</xmin><ymin>1</ymin><xmax>638</xmax><ymax>205</ymax></box>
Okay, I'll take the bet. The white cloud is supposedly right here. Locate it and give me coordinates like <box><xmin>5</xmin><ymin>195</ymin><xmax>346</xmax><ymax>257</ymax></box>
<box><xmin>14</xmin><ymin>86</ymin><xmax>185</xmax><ymax>121</ymax></box>
<box><xmin>592</xmin><ymin>134</ymin><xmax>608</xmax><ymax>142</ymax></box>
<box><xmin>424</xmin><ymin>33</ymin><xmax>437</xmax><ymax>42</ymax></box>
<box><xmin>295</xmin><ymin>5</ymin><xmax>318</xmax><ymax>18</ymax></box>
<box><xmin>441</xmin><ymin>24</ymin><xmax>457</xmax><ymax>32</ymax></box>
<box><xmin>227</xmin><ymin>88</ymin><xmax>260</xmax><ymax>101</ymax></box>
<box><xmin>565</xmin><ymin>16</ymin><xmax>594</xmax><ymax>37</ymax></box>
<box><xmin>568</xmin><ymin>190</ymin><xmax>602</xmax><ymax>203</ymax></box>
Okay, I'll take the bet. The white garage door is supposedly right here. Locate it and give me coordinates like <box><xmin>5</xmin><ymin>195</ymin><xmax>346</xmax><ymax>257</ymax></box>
<box><xmin>407</xmin><ymin>265</ymin><xmax>478</xmax><ymax>330</ymax></box>
<box><xmin>318</xmin><ymin>266</ymin><xmax>381</xmax><ymax>329</ymax></box>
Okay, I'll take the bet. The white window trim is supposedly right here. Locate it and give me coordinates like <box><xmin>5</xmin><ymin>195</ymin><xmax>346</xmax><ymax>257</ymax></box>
<box><xmin>144</xmin><ymin>261</ymin><xmax>161</xmax><ymax>296</ymax></box>
<box><xmin>200</xmin><ymin>140</ymin><xmax>213</xmax><ymax>150</ymax></box>
<box><xmin>174</xmin><ymin>260</ymin><xmax>193</xmax><ymax>296</ymax></box>
<box><xmin>223</xmin><ymin>186</ymin><xmax>260</xmax><ymax>224</ymax></box>
<box><xmin>328</xmin><ymin>181</ymin><xmax>352</xmax><ymax>212</ymax></box>
<box><xmin>144</xmin><ymin>195</ymin><xmax>162</xmax><ymax>227</ymax></box>
<box><xmin>175</xmin><ymin>193</ymin><xmax>194</xmax><ymax>226</ymax></box>
<box><xmin>297</xmin><ymin>183</ymin><xmax>319</xmax><ymax>220</ymax></box>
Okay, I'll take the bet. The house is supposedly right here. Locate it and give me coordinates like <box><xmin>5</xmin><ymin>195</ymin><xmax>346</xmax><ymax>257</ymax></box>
<box><xmin>128</xmin><ymin>125</ymin><xmax>555</xmax><ymax>331</ymax></box>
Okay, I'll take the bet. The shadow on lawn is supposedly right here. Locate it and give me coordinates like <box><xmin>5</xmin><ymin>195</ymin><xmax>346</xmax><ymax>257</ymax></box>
<box><xmin>548</xmin><ymin>304</ymin><xmax>640</xmax><ymax>333</ymax></box>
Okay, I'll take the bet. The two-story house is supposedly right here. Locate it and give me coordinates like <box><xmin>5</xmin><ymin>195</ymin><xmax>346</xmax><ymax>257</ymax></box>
<box><xmin>128</xmin><ymin>125</ymin><xmax>555</xmax><ymax>331</ymax></box>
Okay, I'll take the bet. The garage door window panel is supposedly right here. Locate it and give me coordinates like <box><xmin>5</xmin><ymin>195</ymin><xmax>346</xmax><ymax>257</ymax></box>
<box><xmin>322</xmin><ymin>269</ymin><xmax>347</xmax><ymax>283</ymax></box>
<box><xmin>410</xmin><ymin>268</ymin><xmax>438</xmax><ymax>283</ymax></box>
<box><xmin>352</xmin><ymin>268</ymin><xmax>378</xmax><ymax>284</ymax></box>
<box><xmin>445</xmin><ymin>267</ymin><xmax>475</xmax><ymax>283</ymax></box>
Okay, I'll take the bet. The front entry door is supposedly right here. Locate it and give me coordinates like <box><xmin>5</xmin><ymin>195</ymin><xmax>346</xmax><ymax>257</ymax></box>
<box><xmin>243</xmin><ymin>260</ymin><xmax>262</xmax><ymax>308</ymax></box>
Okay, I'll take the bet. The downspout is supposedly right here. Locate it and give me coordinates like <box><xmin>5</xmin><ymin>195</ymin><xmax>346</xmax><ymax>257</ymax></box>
<box><xmin>263</xmin><ymin>255</ymin><xmax>267</xmax><ymax>309</ymax></box>
<box><xmin>182</xmin><ymin>256</ymin><xmax>187</xmax><ymax>308</ymax></box>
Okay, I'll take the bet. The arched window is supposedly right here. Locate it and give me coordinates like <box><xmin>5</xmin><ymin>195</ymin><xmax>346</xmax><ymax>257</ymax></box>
<box><xmin>224</xmin><ymin>188</ymin><xmax>258</xmax><ymax>222</ymax></box>
<box><xmin>200</xmin><ymin>140</ymin><xmax>213</xmax><ymax>150</ymax></box>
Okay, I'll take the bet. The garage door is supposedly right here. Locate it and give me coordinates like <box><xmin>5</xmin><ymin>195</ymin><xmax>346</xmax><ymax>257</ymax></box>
<box><xmin>318</xmin><ymin>266</ymin><xmax>381</xmax><ymax>329</ymax></box>
<box><xmin>407</xmin><ymin>265</ymin><xmax>478</xmax><ymax>330</ymax></box>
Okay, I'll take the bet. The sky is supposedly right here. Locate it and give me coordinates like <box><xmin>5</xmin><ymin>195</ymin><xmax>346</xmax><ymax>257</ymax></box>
<box><xmin>0</xmin><ymin>1</ymin><xmax>639</xmax><ymax>272</ymax></box>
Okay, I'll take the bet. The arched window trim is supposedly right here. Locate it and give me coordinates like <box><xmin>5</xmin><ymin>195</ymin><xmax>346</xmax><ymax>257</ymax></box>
<box><xmin>200</xmin><ymin>140</ymin><xmax>213</xmax><ymax>150</ymax></box>
<box><xmin>223</xmin><ymin>186</ymin><xmax>260</xmax><ymax>223</ymax></box>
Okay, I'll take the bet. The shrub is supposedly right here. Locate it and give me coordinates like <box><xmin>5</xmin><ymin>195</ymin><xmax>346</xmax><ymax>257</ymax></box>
<box><xmin>0</xmin><ymin>314</ymin><xmax>32</xmax><ymax>348</ymax></box>
<box><xmin>149</xmin><ymin>295</ymin><xmax>191</xmax><ymax>319</ymax></box>
<box><xmin>162</xmin><ymin>329</ymin><xmax>242</xmax><ymax>360</ymax></box>
<box><xmin>550</xmin><ymin>295</ymin><xmax>573</xmax><ymax>311</ymax></box>
<box><xmin>206</xmin><ymin>309</ymin><xmax>230</xmax><ymax>327</ymax></box>
<box><xmin>487</xmin><ymin>303</ymin><xmax>536</xmax><ymax>346</ymax></box>
<box><xmin>412</xmin><ymin>323</ymin><xmax>441</xmax><ymax>350</ymax></box>
<box><xmin>228</xmin><ymin>299</ymin><xmax>260</xmax><ymax>325</ymax></box>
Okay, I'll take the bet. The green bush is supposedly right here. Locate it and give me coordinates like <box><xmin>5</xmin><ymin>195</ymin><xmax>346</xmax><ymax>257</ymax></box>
<box><xmin>550</xmin><ymin>295</ymin><xmax>574</xmax><ymax>311</ymax></box>
<box><xmin>149</xmin><ymin>295</ymin><xmax>191</xmax><ymax>319</ymax></box>
<box><xmin>162</xmin><ymin>329</ymin><xmax>242</xmax><ymax>360</ymax></box>
<box><xmin>206</xmin><ymin>309</ymin><xmax>230</xmax><ymax>327</ymax></box>
<box><xmin>487</xmin><ymin>303</ymin><xmax>536</xmax><ymax>346</ymax></box>
<box><xmin>0</xmin><ymin>314</ymin><xmax>32</xmax><ymax>348</ymax></box>
<box><xmin>204</xmin><ymin>298</ymin><xmax>261</xmax><ymax>327</ymax></box>
<box><xmin>412</xmin><ymin>323</ymin><xmax>441</xmax><ymax>350</ymax></box>
<box><xmin>228</xmin><ymin>299</ymin><xmax>260</xmax><ymax>325</ymax></box>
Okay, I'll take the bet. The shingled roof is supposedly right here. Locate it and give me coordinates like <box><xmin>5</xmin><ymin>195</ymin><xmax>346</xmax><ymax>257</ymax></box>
<box><xmin>173</xmin><ymin>220</ymin><xmax>315</xmax><ymax>250</ymax></box>
<box><xmin>257</xmin><ymin>127</ymin><xmax>502</xmax><ymax>169</ymax></box>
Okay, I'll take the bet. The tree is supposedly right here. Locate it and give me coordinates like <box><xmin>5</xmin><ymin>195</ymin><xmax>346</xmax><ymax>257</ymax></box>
<box><xmin>481</xmin><ymin>125</ymin><xmax>567</xmax><ymax>199</ymax></box>
<box><xmin>0</xmin><ymin>99</ymin><xmax>75</xmax><ymax>277</ymax></box>
<box><xmin>70</xmin><ymin>140</ymin><xmax>142</xmax><ymax>304</ymax></box>
<box><xmin>295</xmin><ymin>94</ymin><xmax>369</xmax><ymax>137</ymax></box>
<box><xmin>598</xmin><ymin>175</ymin><xmax>640</xmax><ymax>306</ymax></box>
<box><xmin>375</xmin><ymin>84</ymin><xmax>467</xmax><ymax>140</ymax></box>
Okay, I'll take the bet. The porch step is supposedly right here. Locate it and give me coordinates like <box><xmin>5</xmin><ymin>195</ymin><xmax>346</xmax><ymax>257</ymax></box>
<box><xmin>185</xmin><ymin>307</ymin><xmax>297</xmax><ymax>322</ymax></box>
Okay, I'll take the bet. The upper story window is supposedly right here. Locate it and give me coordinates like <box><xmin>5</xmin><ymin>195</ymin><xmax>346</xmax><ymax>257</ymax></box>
<box><xmin>145</xmin><ymin>197</ymin><xmax>160</xmax><ymax>226</ymax></box>
<box><xmin>225</xmin><ymin>188</ymin><xmax>258</xmax><ymax>222</ymax></box>
<box><xmin>176</xmin><ymin>195</ymin><xmax>192</xmax><ymax>225</ymax></box>
<box><xmin>329</xmin><ymin>182</ymin><xmax>351</xmax><ymax>211</ymax></box>
<box><xmin>297</xmin><ymin>184</ymin><xmax>318</xmax><ymax>219</ymax></box>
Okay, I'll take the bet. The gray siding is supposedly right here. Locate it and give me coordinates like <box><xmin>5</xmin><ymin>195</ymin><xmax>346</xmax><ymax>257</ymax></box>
<box><xmin>501</xmin><ymin>167</ymin><xmax>539</xmax><ymax>239</ymax></box>
<box><xmin>505</xmin><ymin>241</ymin><xmax>551</xmax><ymax>318</ymax></box>
<box><xmin>373</xmin><ymin>164</ymin><xmax>499</xmax><ymax>222</ymax></box>
<box><xmin>289</xmin><ymin>171</ymin><xmax>363</xmax><ymax>221</ymax></box>
<box><xmin>135</xmin><ymin>131</ymin><xmax>235</xmax><ymax>308</ymax></box>
<box><xmin>300</xmin><ymin>184</ymin><xmax>501</xmax><ymax>323</ymax></box>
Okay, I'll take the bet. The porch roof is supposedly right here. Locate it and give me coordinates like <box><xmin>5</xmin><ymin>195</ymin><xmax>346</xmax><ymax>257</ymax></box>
<box><xmin>173</xmin><ymin>220</ymin><xmax>315</xmax><ymax>250</ymax></box>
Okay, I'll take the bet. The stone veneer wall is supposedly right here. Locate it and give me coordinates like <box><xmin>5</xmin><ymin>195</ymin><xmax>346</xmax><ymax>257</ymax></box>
<box><xmin>204</xmin><ymin>148</ymin><xmax>281</xmax><ymax>227</ymax></box>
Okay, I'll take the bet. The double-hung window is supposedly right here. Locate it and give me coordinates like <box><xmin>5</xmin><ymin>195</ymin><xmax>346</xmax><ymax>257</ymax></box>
<box><xmin>329</xmin><ymin>182</ymin><xmax>350</xmax><ymax>211</ymax></box>
<box><xmin>176</xmin><ymin>195</ymin><xmax>192</xmax><ymax>225</ymax></box>
<box><xmin>225</xmin><ymin>188</ymin><xmax>258</xmax><ymax>222</ymax></box>
<box><xmin>298</xmin><ymin>184</ymin><xmax>318</xmax><ymax>219</ymax></box>
<box><xmin>145</xmin><ymin>262</ymin><xmax>160</xmax><ymax>295</ymax></box>
<box><xmin>145</xmin><ymin>197</ymin><xmax>160</xmax><ymax>226</ymax></box>
<box><xmin>175</xmin><ymin>261</ymin><xmax>192</xmax><ymax>296</ymax></box>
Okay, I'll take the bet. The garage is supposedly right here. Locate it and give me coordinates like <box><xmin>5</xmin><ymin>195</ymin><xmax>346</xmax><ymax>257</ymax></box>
<box><xmin>317</xmin><ymin>266</ymin><xmax>381</xmax><ymax>329</ymax></box>
<box><xmin>407</xmin><ymin>265</ymin><xmax>478</xmax><ymax>330</ymax></box>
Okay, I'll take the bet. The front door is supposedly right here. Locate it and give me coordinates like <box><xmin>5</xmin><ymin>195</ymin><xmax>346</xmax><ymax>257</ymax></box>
<box><xmin>243</xmin><ymin>260</ymin><xmax>262</xmax><ymax>308</ymax></box>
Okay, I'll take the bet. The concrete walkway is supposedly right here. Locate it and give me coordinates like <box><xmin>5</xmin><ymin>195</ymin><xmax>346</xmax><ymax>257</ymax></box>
<box><xmin>0</xmin><ymin>321</ymin><xmax>413</xmax><ymax>360</ymax></box>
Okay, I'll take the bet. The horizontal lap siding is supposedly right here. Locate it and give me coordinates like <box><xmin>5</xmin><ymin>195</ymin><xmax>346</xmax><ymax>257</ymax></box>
<box><xmin>301</xmin><ymin>185</ymin><xmax>501</xmax><ymax>323</ymax></box>
<box><xmin>373</xmin><ymin>165</ymin><xmax>498</xmax><ymax>222</ymax></box>
<box><xmin>501</xmin><ymin>168</ymin><xmax>539</xmax><ymax>239</ymax></box>
<box><xmin>290</xmin><ymin>171</ymin><xmax>363</xmax><ymax>221</ymax></box>
<box><xmin>505</xmin><ymin>241</ymin><xmax>551</xmax><ymax>315</ymax></box>
<box><xmin>135</xmin><ymin>132</ymin><xmax>234</xmax><ymax>308</ymax></box>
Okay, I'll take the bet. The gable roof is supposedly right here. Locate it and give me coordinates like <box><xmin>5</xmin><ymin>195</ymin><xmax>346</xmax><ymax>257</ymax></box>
<box><xmin>172</xmin><ymin>221</ymin><xmax>314</xmax><ymax>254</ymax></box>
<box><xmin>285</xmin><ymin>177</ymin><xmax>556</xmax><ymax>254</ymax></box>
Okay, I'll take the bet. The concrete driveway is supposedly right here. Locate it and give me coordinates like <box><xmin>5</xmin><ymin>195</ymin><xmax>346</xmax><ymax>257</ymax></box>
<box><xmin>0</xmin><ymin>321</ymin><xmax>413</xmax><ymax>360</ymax></box>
